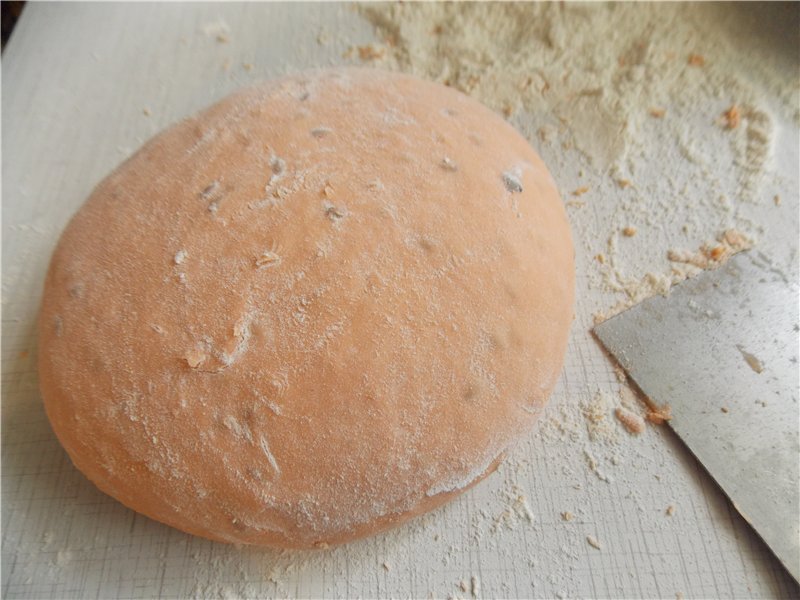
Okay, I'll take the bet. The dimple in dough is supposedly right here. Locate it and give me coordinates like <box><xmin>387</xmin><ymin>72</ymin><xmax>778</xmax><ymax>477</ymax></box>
<box><xmin>38</xmin><ymin>67</ymin><xmax>575</xmax><ymax>548</ymax></box>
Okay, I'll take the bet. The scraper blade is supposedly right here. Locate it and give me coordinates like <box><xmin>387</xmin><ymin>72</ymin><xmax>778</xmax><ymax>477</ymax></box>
<box><xmin>593</xmin><ymin>250</ymin><xmax>799</xmax><ymax>581</ymax></box>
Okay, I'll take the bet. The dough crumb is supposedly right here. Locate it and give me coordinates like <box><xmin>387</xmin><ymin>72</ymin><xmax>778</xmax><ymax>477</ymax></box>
<box><xmin>356</xmin><ymin>44</ymin><xmax>386</xmax><ymax>61</ymax></box>
<box><xmin>720</xmin><ymin>406</ymin><xmax>729</xmax><ymax>413</ymax></box>
<box><xmin>174</xmin><ymin>249</ymin><xmax>188</xmax><ymax>265</ymax></box>
<box><xmin>382</xmin><ymin>561</ymin><xmax>390</xmax><ymax>571</ymax></box>
<box><xmin>737</xmin><ymin>345</ymin><xmax>764</xmax><ymax>373</ymax></box>
<box><xmin>561</xmin><ymin>511</ymin><xmax>574</xmax><ymax>521</ymax></box>
<box><xmin>687</xmin><ymin>53</ymin><xmax>705</xmax><ymax>66</ymax></box>
<box><xmin>615</xmin><ymin>407</ymin><xmax>645</xmax><ymax>435</ymax></box>
<box><xmin>470</xmin><ymin>575</ymin><xmax>481</xmax><ymax>598</ymax></box>
<box><xmin>649</xmin><ymin>107</ymin><xmax>666</xmax><ymax>118</ymax></box>
<box><xmin>646</xmin><ymin>405</ymin><xmax>672</xmax><ymax>425</ymax></box>
<box><xmin>572</xmin><ymin>186</ymin><xmax>589</xmax><ymax>197</ymax></box>
<box><xmin>723</xmin><ymin>104</ymin><xmax>741</xmax><ymax>129</ymax></box>
<box><xmin>666</xmin><ymin>504</ymin><xmax>676</xmax><ymax>516</ymax></box>
<box><xmin>622</xmin><ymin>226</ymin><xmax>637</xmax><ymax>237</ymax></box>
<box><xmin>586</xmin><ymin>535</ymin><xmax>602</xmax><ymax>550</ymax></box>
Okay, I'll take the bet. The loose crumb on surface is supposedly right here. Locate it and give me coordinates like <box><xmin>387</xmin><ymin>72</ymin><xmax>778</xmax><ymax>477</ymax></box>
<box><xmin>615</xmin><ymin>407</ymin><xmax>645</xmax><ymax>434</ymax></box>
<box><xmin>617</xmin><ymin>178</ymin><xmax>632</xmax><ymax>189</ymax></box>
<box><xmin>382</xmin><ymin>561</ymin><xmax>390</xmax><ymax>571</ymax></box>
<box><xmin>142</xmin><ymin>107</ymin><xmax>151</xmax><ymax>117</ymax></box>
<box><xmin>356</xmin><ymin>44</ymin><xmax>386</xmax><ymax>61</ymax></box>
<box><xmin>572</xmin><ymin>186</ymin><xmax>590</xmax><ymax>197</ymax></box>
<box><xmin>471</xmin><ymin>575</ymin><xmax>481</xmax><ymax>598</ymax></box>
<box><xmin>622</xmin><ymin>226</ymin><xmax>637</xmax><ymax>237</ymax></box>
<box><xmin>667</xmin><ymin>229</ymin><xmax>753</xmax><ymax>270</ymax></box>
<box><xmin>586</xmin><ymin>535</ymin><xmax>602</xmax><ymax>550</ymax></box>
<box><xmin>720</xmin><ymin>406</ymin><xmax>729</xmax><ymax>413</ymax></box>
<box><xmin>595</xmin><ymin>253</ymin><xmax>606</xmax><ymax>264</ymax></box>
<box><xmin>738</xmin><ymin>345</ymin><xmax>765</xmax><ymax>373</ymax></box>
<box><xmin>646</xmin><ymin>405</ymin><xmax>672</xmax><ymax>425</ymax></box>
<box><xmin>774</xmin><ymin>194</ymin><xmax>781</xmax><ymax>206</ymax></box>
<box><xmin>242</xmin><ymin>62</ymin><xmax>254</xmax><ymax>72</ymax></box>
<box><xmin>666</xmin><ymin>504</ymin><xmax>676</xmax><ymax>516</ymax></box>
<box><xmin>688</xmin><ymin>53</ymin><xmax>706</xmax><ymax>66</ymax></box>
<box><xmin>649</xmin><ymin>107</ymin><xmax>666</xmax><ymax>118</ymax></box>
<box><xmin>561</xmin><ymin>511</ymin><xmax>574</xmax><ymax>521</ymax></box>
<box><xmin>710</xmin><ymin>243</ymin><xmax>731</xmax><ymax>260</ymax></box>
<box><xmin>723</xmin><ymin>104</ymin><xmax>741</xmax><ymax>129</ymax></box>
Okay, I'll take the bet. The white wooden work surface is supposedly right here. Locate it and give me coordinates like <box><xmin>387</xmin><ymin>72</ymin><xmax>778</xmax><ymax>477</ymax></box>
<box><xmin>2</xmin><ymin>3</ymin><xmax>798</xmax><ymax>599</ymax></box>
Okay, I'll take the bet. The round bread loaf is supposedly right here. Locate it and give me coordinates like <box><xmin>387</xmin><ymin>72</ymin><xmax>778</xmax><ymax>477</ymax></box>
<box><xmin>38</xmin><ymin>67</ymin><xmax>574</xmax><ymax>548</ymax></box>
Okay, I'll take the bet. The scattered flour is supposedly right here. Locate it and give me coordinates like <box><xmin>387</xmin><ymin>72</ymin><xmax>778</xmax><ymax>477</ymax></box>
<box><xmin>354</xmin><ymin>2</ymin><xmax>793</xmax><ymax>174</ymax></box>
<box><xmin>593</xmin><ymin>228</ymin><xmax>754</xmax><ymax>324</ymax></box>
<box><xmin>351</xmin><ymin>3</ymin><xmax>790</xmax><ymax>324</ymax></box>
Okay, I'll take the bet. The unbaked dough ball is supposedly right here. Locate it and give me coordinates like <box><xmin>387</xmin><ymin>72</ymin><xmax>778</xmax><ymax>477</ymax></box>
<box><xmin>38</xmin><ymin>67</ymin><xmax>574</xmax><ymax>548</ymax></box>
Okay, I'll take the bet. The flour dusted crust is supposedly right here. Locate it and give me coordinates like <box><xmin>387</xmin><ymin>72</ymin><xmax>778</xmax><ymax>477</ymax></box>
<box><xmin>38</xmin><ymin>68</ymin><xmax>574</xmax><ymax>548</ymax></box>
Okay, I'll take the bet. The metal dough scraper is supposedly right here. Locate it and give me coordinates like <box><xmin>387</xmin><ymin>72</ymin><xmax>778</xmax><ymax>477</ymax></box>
<box><xmin>593</xmin><ymin>250</ymin><xmax>800</xmax><ymax>581</ymax></box>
